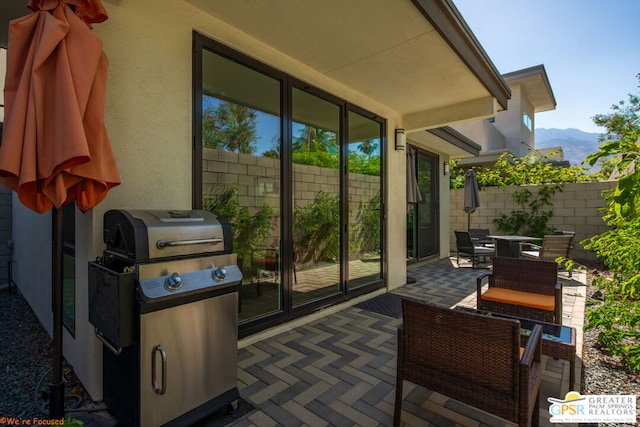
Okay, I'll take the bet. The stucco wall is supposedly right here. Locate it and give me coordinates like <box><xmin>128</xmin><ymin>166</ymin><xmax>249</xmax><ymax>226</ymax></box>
<box><xmin>493</xmin><ymin>85</ymin><xmax>532</xmax><ymax>158</ymax></box>
<box><xmin>9</xmin><ymin>0</ymin><xmax>408</xmax><ymax>400</ymax></box>
<box><xmin>0</xmin><ymin>184</ymin><xmax>11</xmax><ymax>286</ymax></box>
<box><xmin>450</xmin><ymin>181</ymin><xmax>617</xmax><ymax>261</ymax></box>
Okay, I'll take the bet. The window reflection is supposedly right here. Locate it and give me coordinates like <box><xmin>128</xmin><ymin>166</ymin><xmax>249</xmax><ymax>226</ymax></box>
<box><xmin>348</xmin><ymin>111</ymin><xmax>382</xmax><ymax>289</ymax></box>
<box><xmin>292</xmin><ymin>88</ymin><xmax>341</xmax><ymax>306</ymax></box>
<box><xmin>201</xmin><ymin>49</ymin><xmax>282</xmax><ymax>322</ymax></box>
<box><xmin>195</xmin><ymin>35</ymin><xmax>386</xmax><ymax>331</ymax></box>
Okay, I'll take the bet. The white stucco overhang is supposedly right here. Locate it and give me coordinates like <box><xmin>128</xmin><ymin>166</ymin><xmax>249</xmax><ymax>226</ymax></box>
<box><xmin>2</xmin><ymin>0</ymin><xmax>510</xmax><ymax>146</ymax></box>
<box><xmin>184</xmin><ymin>0</ymin><xmax>510</xmax><ymax>134</ymax></box>
<box><xmin>503</xmin><ymin>64</ymin><xmax>556</xmax><ymax>113</ymax></box>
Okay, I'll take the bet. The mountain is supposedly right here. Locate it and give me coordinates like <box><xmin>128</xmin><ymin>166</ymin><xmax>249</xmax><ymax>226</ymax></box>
<box><xmin>535</xmin><ymin>128</ymin><xmax>602</xmax><ymax>167</ymax></box>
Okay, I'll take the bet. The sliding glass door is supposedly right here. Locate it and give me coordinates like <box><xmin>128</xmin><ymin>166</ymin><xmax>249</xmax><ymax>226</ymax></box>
<box><xmin>198</xmin><ymin>46</ymin><xmax>283</xmax><ymax>322</ymax></box>
<box><xmin>407</xmin><ymin>146</ymin><xmax>439</xmax><ymax>261</ymax></box>
<box><xmin>291</xmin><ymin>88</ymin><xmax>341</xmax><ymax>306</ymax></box>
<box><xmin>347</xmin><ymin>111</ymin><xmax>382</xmax><ymax>290</ymax></box>
<box><xmin>194</xmin><ymin>32</ymin><xmax>385</xmax><ymax>334</ymax></box>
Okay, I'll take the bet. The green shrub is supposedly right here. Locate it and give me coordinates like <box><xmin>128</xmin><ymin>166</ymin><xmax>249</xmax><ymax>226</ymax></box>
<box><xmin>493</xmin><ymin>185</ymin><xmax>561</xmax><ymax>238</ymax></box>
<box><xmin>582</xmin><ymin>74</ymin><xmax>640</xmax><ymax>373</ymax></box>
<box><xmin>293</xmin><ymin>191</ymin><xmax>340</xmax><ymax>264</ymax></box>
<box><xmin>203</xmin><ymin>186</ymin><xmax>276</xmax><ymax>278</ymax></box>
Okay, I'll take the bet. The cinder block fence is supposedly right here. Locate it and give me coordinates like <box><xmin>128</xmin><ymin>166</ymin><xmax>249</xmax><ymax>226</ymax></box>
<box><xmin>450</xmin><ymin>181</ymin><xmax>617</xmax><ymax>262</ymax></box>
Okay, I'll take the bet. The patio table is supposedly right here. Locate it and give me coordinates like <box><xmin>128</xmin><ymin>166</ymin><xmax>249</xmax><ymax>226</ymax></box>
<box><xmin>455</xmin><ymin>306</ymin><xmax>577</xmax><ymax>387</ymax></box>
<box><xmin>487</xmin><ymin>235</ymin><xmax>541</xmax><ymax>258</ymax></box>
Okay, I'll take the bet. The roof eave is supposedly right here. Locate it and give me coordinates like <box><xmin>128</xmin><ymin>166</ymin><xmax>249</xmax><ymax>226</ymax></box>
<box><xmin>412</xmin><ymin>0</ymin><xmax>511</xmax><ymax>111</ymax></box>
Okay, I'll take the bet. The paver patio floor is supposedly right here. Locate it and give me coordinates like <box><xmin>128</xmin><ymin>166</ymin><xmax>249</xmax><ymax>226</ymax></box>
<box><xmin>222</xmin><ymin>257</ymin><xmax>586</xmax><ymax>427</ymax></box>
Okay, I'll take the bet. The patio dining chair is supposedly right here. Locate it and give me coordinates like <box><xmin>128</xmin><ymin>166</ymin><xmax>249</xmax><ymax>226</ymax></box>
<box><xmin>469</xmin><ymin>228</ymin><xmax>493</xmax><ymax>246</ymax></box>
<box><xmin>454</xmin><ymin>230</ymin><xmax>495</xmax><ymax>268</ymax></box>
<box><xmin>521</xmin><ymin>233</ymin><xmax>574</xmax><ymax>277</ymax></box>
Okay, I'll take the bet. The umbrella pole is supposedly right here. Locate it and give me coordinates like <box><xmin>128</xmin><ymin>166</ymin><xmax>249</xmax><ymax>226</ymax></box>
<box><xmin>50</xmin><ymin>207</ymin><xmax>65</xmax><ymax>418</ymax></box>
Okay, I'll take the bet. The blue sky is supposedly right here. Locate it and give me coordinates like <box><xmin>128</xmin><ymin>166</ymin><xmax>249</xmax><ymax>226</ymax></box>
<box><xmin>453</xmin><ymin>0</ymin><xmax>640</xmax><ymax>134</ymax></box>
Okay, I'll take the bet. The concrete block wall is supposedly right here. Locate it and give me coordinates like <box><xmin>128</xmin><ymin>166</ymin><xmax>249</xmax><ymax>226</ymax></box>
<box><xmin>450</xmin><ymin>181</ymin><xmax>617</xmax><ymax>261</ymax></box>
<box><xmin>202</xmin><ymin>149</ymin><xmax>379</xmax><ymax>257</ymax></box>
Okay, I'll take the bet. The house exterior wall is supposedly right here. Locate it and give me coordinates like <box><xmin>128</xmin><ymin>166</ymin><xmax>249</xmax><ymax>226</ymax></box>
<box><xmin>0</xmin><ymin>183</ymin><xmax>10</xmax><ymax>287</ymax></box>
<box><xmin>10</xmin><ymin>0</ymin><xmax>416</xmax><ymax>399</ymax></box>
<box><xmin>492</xmin><ymin>84</ymin><xmax>534</xmax><ymax>158</ymax></box>
<box><xmin>449</xmin><ymin>181</ymin><xmax>616</xmax><ymax>261</ymax></box>
<box><xmin>11</xmin><ymin>200</ymin><xmax>52</xmax><ymax>326</ymax></box>
<box><xmin>450</xmin><ymin>119</ymin><xmax>506</xmax><ymax>153</ymax></box>
<box><xmin>1</xmin><ymin>53</ymin><xmax>9</xmax><ymax>286</ymax></box>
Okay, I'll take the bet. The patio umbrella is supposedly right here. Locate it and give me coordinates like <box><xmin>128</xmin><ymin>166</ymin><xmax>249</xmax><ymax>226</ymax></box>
<box><xmin>0</xmin><ymin>0</ymin><xmax>119</xmax><ymax>417</ymax></box>
<box><xmin>406</xmin><ymin>145</ymin><xmax>422</xmax><ymax>211</ymax></box>
<box><xmin>463</xmin><ymin>169</ymin><xmax>480</xmax><ymax>230</ymax></box>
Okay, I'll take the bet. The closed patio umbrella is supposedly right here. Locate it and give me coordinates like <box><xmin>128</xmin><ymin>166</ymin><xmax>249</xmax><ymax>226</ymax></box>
<box><xmin>0</xmin><ymin>0</ymin><xmax>119</xmax><ymax>417</ymax></box>
<box><xmin>463</xmin><ymin>169</ymin><xmax>480</xmax><ymax>230</ymax></box>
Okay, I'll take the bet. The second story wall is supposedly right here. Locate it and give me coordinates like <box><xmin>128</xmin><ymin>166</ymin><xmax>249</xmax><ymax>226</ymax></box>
<box><xmin>493</xmin><ymin>84</ymin><xmax>535</xmax><ymax>158</ymax></box>
<box><xmin>451</xmin><ymin>119</ymin><xmax>506</xmax><ymax>154</ymax></box>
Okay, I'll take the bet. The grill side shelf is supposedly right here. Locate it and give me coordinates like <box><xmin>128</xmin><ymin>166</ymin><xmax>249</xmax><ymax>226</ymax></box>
<box><xmin>88</xmin><ymin>261</ymin><xmax>136</xmax><ymax>350</ymax></box>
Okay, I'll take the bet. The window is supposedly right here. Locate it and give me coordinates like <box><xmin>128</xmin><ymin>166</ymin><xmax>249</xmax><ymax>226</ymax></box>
<box><xmin>523</xmin><ymin>113</ymin><xmax>533</xmax><ymax>131</ymax></box>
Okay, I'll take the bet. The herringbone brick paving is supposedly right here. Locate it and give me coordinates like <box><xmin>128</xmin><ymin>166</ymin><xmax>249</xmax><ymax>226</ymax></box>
<box><xmin>227</xmin><ymin>257</ymin><xmax>586</xmax><ymax>427</ymax></box>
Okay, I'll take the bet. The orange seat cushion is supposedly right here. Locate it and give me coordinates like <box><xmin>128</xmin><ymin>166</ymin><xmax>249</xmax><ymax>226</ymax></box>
<box><xmin>481</xmin><ymin>288</ymin><xmax>555</xmax><ymax>311</ymax></box>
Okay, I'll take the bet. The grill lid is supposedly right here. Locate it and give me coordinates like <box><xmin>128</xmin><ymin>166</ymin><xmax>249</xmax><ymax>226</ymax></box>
<box><xmin>103</xmin><ymin>209</ymin><xmax>232</xmax><ymax>261</ymax></box>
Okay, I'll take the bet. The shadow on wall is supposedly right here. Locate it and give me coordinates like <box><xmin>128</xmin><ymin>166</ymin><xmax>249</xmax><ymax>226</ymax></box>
<box><xmin>0</xmin><ymin>123</ymin><xmax>11</xmax><ymax>286</ymax></box>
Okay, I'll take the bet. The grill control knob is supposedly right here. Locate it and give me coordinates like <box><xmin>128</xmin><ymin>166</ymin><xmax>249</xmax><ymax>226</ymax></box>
<box><xmin>212</xmin><ymin>267</ymin><xmax>227</xmax><ymax>282</ymax></box>
<box><xmin>164</xmin><ymin>273</ymin><xmax>182</xmax><ymax>291</ymax></box>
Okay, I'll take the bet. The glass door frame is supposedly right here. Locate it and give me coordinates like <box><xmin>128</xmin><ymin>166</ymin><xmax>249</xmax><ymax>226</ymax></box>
<box><xmin>192</xmin><ymin>32</ymin><xmax>386</xmax><ymax>337</ymax></box>
<box><xmin>406</xmin><ymin>145</ymin><xmax>439</xmax><ymax>263</ymax></box>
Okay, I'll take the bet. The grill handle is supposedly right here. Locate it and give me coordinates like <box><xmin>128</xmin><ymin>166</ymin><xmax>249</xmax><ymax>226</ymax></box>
<box><xmin>95</xmin><ymin>328</ymin><xmax>122</xmax><ymax>356</ymax></box>
<box><xmin>152</xmin><ymin>345</ymin><xmax>167</xmax><ymax>395</ymax></box>
<box><xmin>156</xmin><ymin>237</ymin><xmax>223</xmax><ymax>249</ymax></box>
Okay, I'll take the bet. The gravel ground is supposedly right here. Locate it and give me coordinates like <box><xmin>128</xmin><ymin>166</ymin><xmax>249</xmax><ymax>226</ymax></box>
<box><xmin>0</xmin><ymin>287</ymin><xmax>103</xmax><ymax>424</ymax></box>
<box><xmin>1</xmin><ymin>269</ymin><xmax>639</xmax><ymax>425</ymax></box>
<box><xmin>580</xmin><ymin>268</ymin><xmax>640</xmax><ymax>426</ymax></box>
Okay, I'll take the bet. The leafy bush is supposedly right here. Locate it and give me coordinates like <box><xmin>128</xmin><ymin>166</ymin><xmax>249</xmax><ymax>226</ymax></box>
<box><xmin>582</xmin><ymin>74</ymin><xmax>640</xmax><ymax>373</ymax></box>
<box><xmin>449</xmin><ymin>152</ymin><xmax>594</xmax><ymax>190</ymax></box>
<box><xmin>348</xmin><ymin>152</ymin><xmax>381</xmax><ymax>176</ymax></box>
<box><xmin>293</xmin><ymin>191</ymin><xmax>340</xmax><ymax>264</ymax></box>
<box><xmin>493</xmin><ymin>185</ymin><xmax>561</xmax><ymax>238</ymax></box>
<box><xmin>355</xmin><ymin>192</ymin><xmax>381</xmax><ymax>254</ymax></box>
<box><xmin>292</xmin><ymin>151</ymin><xmax>339</xmax><ymax>169</ymax></box>
<box><xmin>203</xmin><ymin>186</ymin><xmax>276</xmax><ymax>278</ymax></box>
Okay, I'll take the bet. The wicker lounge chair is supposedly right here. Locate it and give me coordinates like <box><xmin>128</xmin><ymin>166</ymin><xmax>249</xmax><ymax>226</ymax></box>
<box><xmin>394</xmin><ymin>299</ymin><xmax>542</xmax><ymax>427</ymax></box>
<box><xmin>477</xmin><ymin>257</ymin><xmax>562</xmax><ymax>323</ymax></box>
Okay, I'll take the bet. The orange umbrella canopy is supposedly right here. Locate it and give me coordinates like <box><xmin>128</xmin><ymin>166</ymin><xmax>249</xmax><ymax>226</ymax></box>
<box><xmin>0</xmin><ymin>0</ymin><xmax>119</xmax><ymax>213</ymax></box>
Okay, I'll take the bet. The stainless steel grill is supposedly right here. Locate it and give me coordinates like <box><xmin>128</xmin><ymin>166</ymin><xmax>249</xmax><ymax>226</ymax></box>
<box><xmin>89</xmin><ymin>209</ymin><xmax>241</xmax><ymax>427</ymax></box>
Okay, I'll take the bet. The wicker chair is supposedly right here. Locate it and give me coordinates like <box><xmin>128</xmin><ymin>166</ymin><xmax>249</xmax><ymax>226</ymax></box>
<box><xmin>394</xmin><ymin>299</ymin><xmax>542</xmax><ymax>427</ymax></box>
<box><xmin>521</xmin><ymin>233</ymin><xmax>574</xmax><ymax>277</ymax></box>
<box><xmin>477</xmin><ymin>257</ymin><xmax>562</xmax><ymax>323</ymax></box>
<box><xmin>469</xmin><ymin>228</ymin><xmax>493</xmax><ymax>246</ymax></box>
<box><xmin>454</xmin><ymin>230</ymin><xmax>495</xmax><ymax>268</ymax></box>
